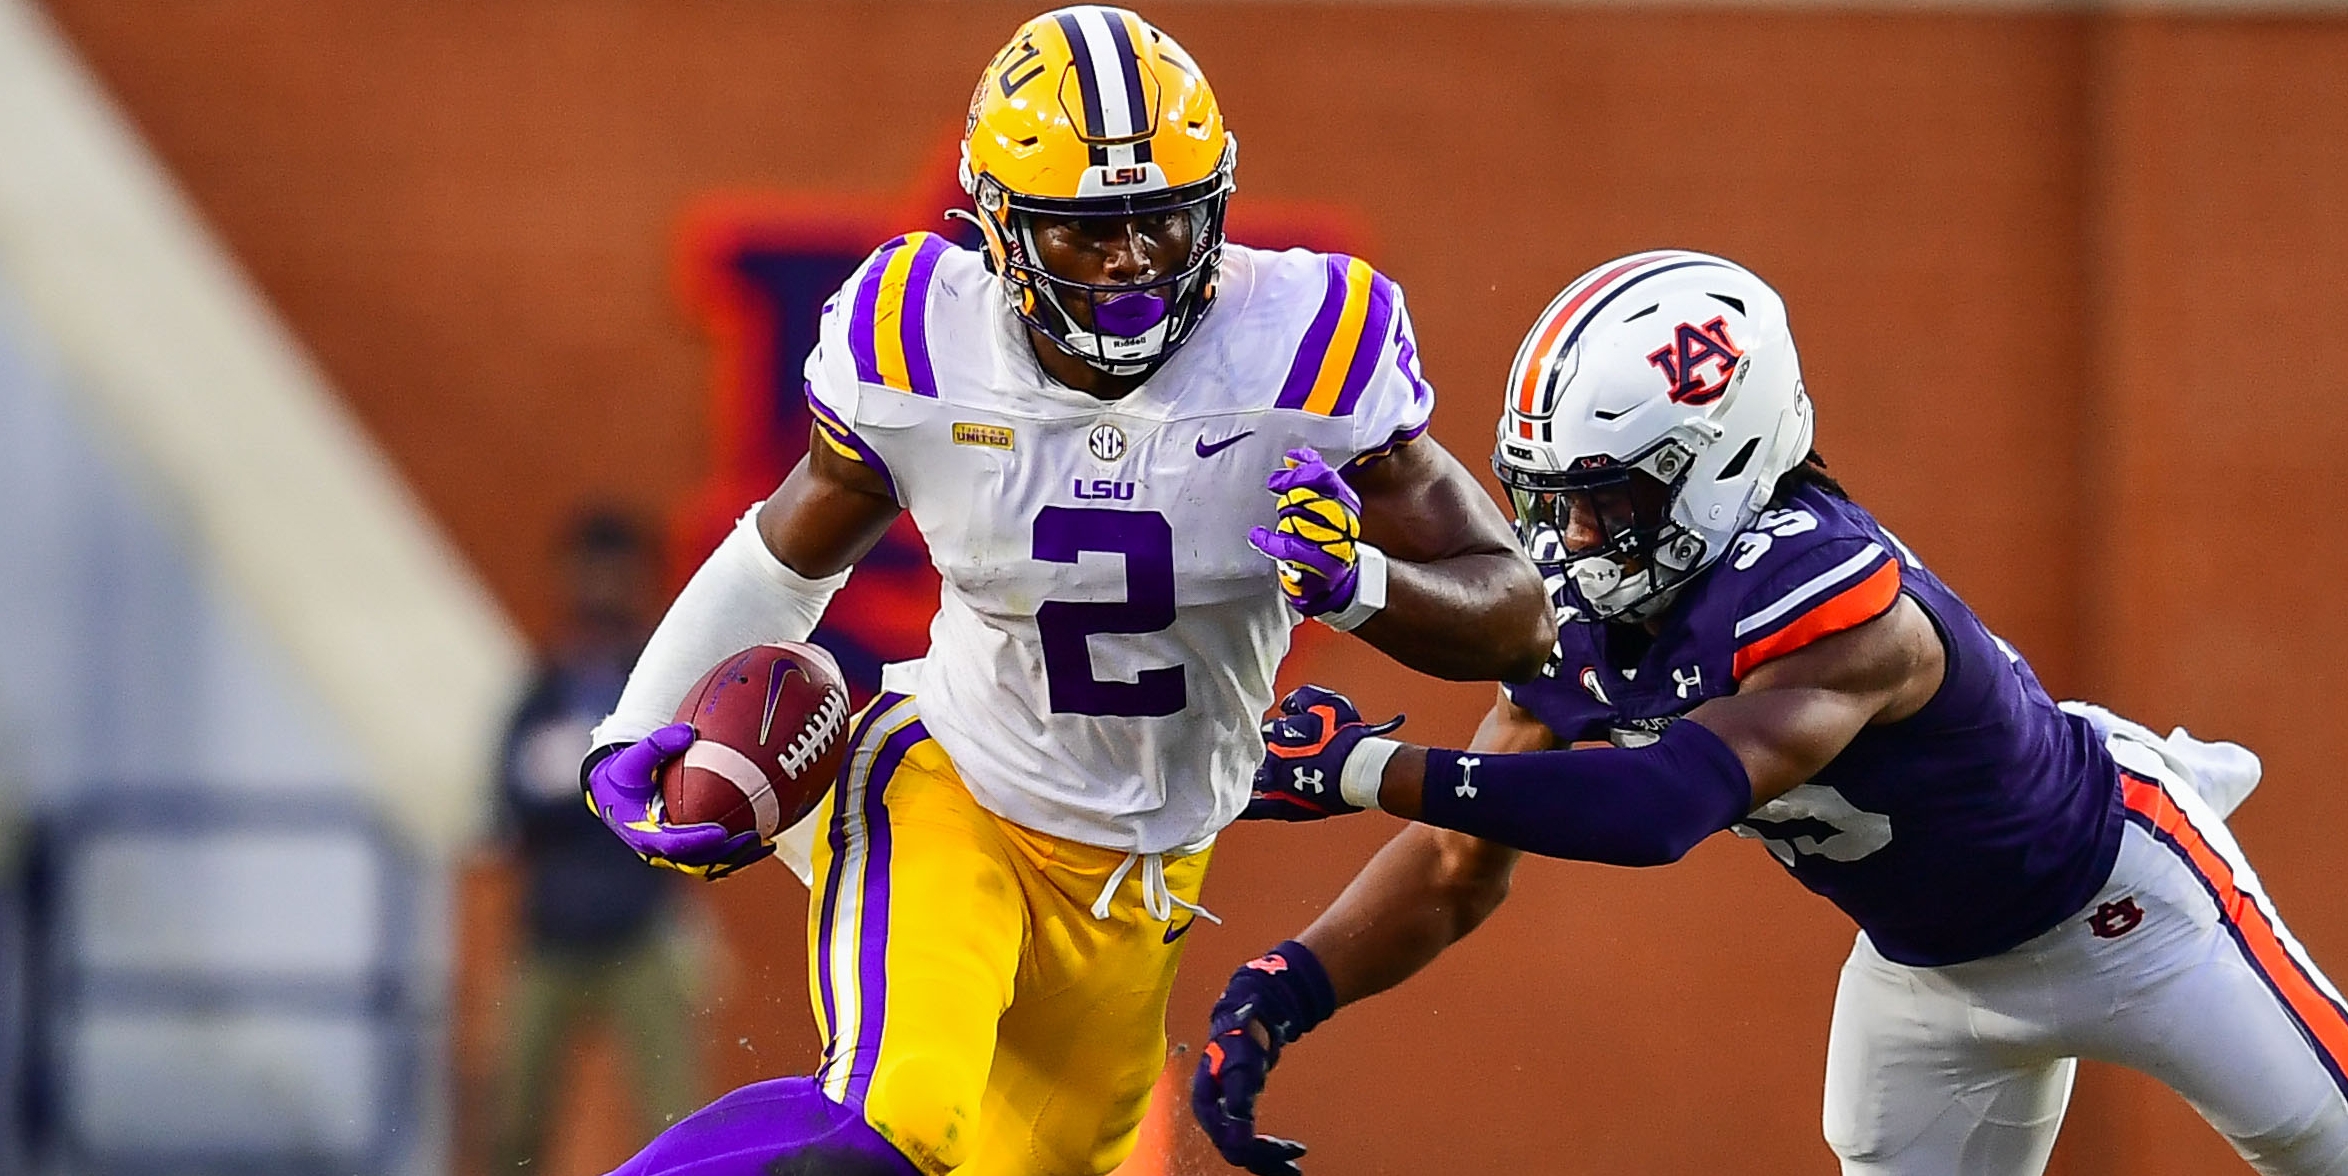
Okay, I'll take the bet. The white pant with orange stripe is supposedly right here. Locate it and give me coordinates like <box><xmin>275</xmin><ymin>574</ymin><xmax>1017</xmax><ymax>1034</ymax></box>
<box><xmin>1824</xmin><ymin>729</ymin><xmax>2348</xmax><ymax>1176</ymax></box>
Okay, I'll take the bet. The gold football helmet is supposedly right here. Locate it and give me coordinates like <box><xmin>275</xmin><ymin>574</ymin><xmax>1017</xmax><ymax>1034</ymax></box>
<box><xmin>959</xmin><ymin>6</ymin><xmax>1236</xmax><ymax>375</ymax></box>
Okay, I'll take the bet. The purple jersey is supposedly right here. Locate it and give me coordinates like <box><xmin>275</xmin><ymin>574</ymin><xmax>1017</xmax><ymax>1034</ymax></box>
<box><xmin>1507</xmin><ymin>484</ymin><xmax>2124</xmax><ymax>966</ymax></box>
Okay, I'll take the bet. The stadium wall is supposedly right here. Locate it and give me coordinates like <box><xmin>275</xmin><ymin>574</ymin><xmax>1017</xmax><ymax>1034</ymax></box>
<box><xmin>35</xmin><ymin>2</ymin><xmax>2348</xmax><ymax>1171</ymax></box>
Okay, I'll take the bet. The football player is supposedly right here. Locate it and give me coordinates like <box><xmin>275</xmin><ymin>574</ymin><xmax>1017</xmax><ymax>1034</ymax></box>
<box><xmin>575</xmin><ymin>8</ymin><xmax>1555</xmax><ymax>1176</ymax></box>
<box><xmin>1197</xmin><ymin>250</ymin><xmax>2348</xmax><ymax>1175</ymax></box>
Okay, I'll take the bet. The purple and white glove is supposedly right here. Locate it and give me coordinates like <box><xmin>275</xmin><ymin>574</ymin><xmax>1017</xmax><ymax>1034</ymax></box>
<box><xmin>581</xmin><ymin>723</ymin><xmax>772</xmax><ymax>878</ymax></box>
<box><xmin>1191</xmin><ymin>940</ymin><xmax>1340</xmax><ymax>1176</ymax></box>
<box><xmin>1244</xmin><ymin>685</ymin><xmax>1405</xmax><ymax>821</ymax></box>
<box><xmin>1248</xmin><ymin>448</ymin><xmax>1386</xmax><ymax>630</ymax></box>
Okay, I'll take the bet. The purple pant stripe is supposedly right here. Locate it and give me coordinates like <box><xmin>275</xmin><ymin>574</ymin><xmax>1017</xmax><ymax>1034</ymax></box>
<box><xmin>1275</xmin><ymin>254</ymin><xmax>1351</xmax><ymax>409</ymax></box>
<box><xmin>846</xmin><ymin>242</ymin><xmax>900</xmax><ymax>386</ymax></box>
<box><xmin>815</xmin><ymin>693</ymin><xmax>906</xmax><ymax>1089</ymax></box>
<box><xmin>845</xmin><ymin>718</ymin><xmax>929</xmax><ymax>1105</ymax></box>
<box><xmin>1330</xmin><ymin>271</ymin><xmax>1399</xmax><ymax>417</ymax></box>
<box><xmin>900</xmin><ymin>235</ymin><xmax>948</xmax><ymax>399</ymax></box>
<box><xmin>803</xmin><ymin>384</ymin><xmax>900</xmax><ymax>503</ymax></box>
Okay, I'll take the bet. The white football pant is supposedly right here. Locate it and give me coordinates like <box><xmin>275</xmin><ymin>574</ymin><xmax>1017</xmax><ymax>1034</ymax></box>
<box><xmin>1823</xmin><ymin>723</ymin><xmax>2348</xmax><ymax>1175</ymax></box>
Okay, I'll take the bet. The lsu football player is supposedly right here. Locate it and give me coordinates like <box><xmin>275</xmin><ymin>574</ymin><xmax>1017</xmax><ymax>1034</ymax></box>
<box><xmin>576</xmin><ymin>8</ymin><xmax>1554</xmax><ymax>1175</ymax></box>
<box><xmin>1201</xmin><ymin>252</ymin><xmax>2348</xmax><ymax>1175</ymax></box>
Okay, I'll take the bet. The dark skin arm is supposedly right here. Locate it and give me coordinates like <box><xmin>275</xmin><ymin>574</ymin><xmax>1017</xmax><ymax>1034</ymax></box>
<box><xmin>1297</xmin><ymin>686</ymin><xmax>1546</xmax><ymax>1004</ymax></box>
<box><xmin>1339</xmin><ymin>437</ymin><xmax>1557</xmax><ymax>683</ymax></box>
<box><xmin>1375</xmin><ymin>594</ymin><xmax>1946</xmax><ymax>820</ymax></box>
<box><xmin>755</xmin><ymin>429</ymin><xmax>904</xmax><ymax>578</ymax></box>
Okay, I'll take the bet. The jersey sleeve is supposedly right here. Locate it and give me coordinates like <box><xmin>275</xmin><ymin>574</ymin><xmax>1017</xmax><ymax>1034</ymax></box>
<box><xmin>1267</xmin><ymin>254</ymin><xmax>1434</xmax><ymax>472</ymax></box>
<box><xmin>803</xmin><ymin>231</ymin><xmax>956</xmax><ymax>503</ymax></box>
<box><xmin>1725</xmin><ymin>525</ymin><xmax>1902</xmax><ymax>681</ymax></box>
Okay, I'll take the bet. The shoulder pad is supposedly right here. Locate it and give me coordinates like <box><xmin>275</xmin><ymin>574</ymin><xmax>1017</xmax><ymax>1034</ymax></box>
<box><xmin>1268</xmin><ymin>252</ymin><xmax>1409</xmax><ymax>418</ymax></box>
<box><xmin>833</xmin><ymin>232</ymin><xmax>959</xmax><ymax>398</ymax></box>
<box><xmin>1707</xmin><ymin>503</ymin><xmax>1902</xmax><ymax>680</ymax></box>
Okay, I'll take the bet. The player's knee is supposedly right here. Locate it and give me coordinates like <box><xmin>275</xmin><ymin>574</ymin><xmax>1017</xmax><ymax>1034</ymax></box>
<box><xmin>858</xmin><ymin>1053</ymin><xmax>984</xmax><ymax>1174</ymax></box>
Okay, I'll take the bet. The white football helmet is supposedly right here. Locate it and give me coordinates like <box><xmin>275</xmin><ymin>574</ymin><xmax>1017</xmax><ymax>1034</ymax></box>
<box><xmin>1495</xmin><ymin>250</ymin><xmax>1814</xmax><ymax>622</ymax></box>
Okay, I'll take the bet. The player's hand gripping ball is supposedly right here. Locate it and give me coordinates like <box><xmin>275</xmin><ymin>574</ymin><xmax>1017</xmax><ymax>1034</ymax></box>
<box><xmin>1248</xmin><ymin>448</ymin><xmax>1365</xmax><ymax>619</ymax></box>
<box><xmin>583</xmin><ymin>642</ymin><xmax>851</xmax><ymax>880</ymax></box>
<box><xmin>1244</xmin><ymin>685</ymin><xmax>1404</xmax><ymax>821</ymax></box>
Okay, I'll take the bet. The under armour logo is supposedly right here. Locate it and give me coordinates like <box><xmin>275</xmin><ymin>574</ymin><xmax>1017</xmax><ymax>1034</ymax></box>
<box><xmin>1673</xmin><ymin>666</ymin><xmax>1703</xmax><ymax>699</ymax></box>
<box><xmin>2089</xmin><ymin>897</ymin><xmax>2144</xmax><ymax>939</ymax></box>
<box><xmin>1455</xmin><ymin>756</ymin><xmax>1481</xmax><ymax>798</ymax></box>
<box><xmin>1292</xmin><ymin>767</ymin><xmax>1325</xmax><ymax>794</ymax></box>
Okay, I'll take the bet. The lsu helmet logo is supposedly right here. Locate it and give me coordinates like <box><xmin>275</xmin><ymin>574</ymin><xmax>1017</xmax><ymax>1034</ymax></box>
<box><xmin>1647</xmin><ymin>316</ymin><xmax>1745</xmax><ymax>406</ymax></box>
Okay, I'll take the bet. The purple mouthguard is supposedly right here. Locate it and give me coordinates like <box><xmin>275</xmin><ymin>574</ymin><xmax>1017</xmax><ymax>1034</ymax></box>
<box><xmin>1093</xmin><ymin>289</ymin><xmax>1169</xmax><ymax>337</ymax></box>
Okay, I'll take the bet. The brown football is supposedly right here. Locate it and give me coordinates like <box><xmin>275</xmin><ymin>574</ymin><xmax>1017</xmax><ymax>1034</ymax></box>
<box><xmin>658</xmin><ymin>642</ymin><xmax>852</xmax><ymax>839</ymax></box>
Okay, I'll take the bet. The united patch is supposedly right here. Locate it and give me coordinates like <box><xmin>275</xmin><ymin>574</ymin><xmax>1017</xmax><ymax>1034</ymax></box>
<box><xmin>952</xmin><ymin>422</ymin><xmax>1016</xmax><ymax>450</ymax></box>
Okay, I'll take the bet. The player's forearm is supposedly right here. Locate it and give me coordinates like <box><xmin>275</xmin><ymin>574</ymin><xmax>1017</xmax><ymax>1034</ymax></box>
<box><xmin>1373</xmin><ymin>721</ymin><xmax>1753</xmax><ymax>866</ymax></box>
<box><xmin>1298</xmin><ymin>824</ymin><xmax>1520</xmax><ymax>1005</ymax></box>
<box><xmin>1350</xmin><ymin>549</ymin><xmax>1555</xmax><ymax>681</ymax></box>
<box><xmin>592</xmin><ymin>506</ymin><xmax>850</xmax><ymax>747</ymax></box>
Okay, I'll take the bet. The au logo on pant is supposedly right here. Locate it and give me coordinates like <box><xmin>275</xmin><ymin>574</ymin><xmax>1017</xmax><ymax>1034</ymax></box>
<box><xmin>2089</xmin><ymin>897</ymin><xmax>2145</xmax><ymax>939</ymax></box>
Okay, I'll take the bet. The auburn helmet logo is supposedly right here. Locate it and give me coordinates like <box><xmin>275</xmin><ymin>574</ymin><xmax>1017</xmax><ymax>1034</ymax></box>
<box><xmin>1647</xmin><ymin>316</ymin><xmax>1745</xmax><ymax>406</ymax></box>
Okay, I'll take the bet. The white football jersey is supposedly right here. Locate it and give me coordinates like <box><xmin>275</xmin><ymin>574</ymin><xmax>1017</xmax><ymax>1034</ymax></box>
<box><xmin>804</xmin><ymin>233</ymin><xmax>1433</xmax><ymax>852</ymax></box>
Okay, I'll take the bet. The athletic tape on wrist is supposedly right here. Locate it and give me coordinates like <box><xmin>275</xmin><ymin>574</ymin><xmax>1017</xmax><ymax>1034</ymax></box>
<box><xmin>1341</xmin><ymin>737</ymin><xmax>1401</xmax><ymax>811</ymax></box>
<box><xmin>1318</xmin><ymin>543</ymin><xmax>1389</xmax><ymax>632</ymax></box>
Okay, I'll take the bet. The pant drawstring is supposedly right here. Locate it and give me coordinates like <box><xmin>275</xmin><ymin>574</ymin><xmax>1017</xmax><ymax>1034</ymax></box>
<box><xmin>1089</xmin><ymin>851</ymin><xmax>1222</xmax><ymax>926</ymax></box>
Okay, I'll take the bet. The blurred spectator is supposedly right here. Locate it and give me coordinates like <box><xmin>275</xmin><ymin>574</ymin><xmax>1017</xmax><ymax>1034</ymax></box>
<box><xmin>491</xmin><ymin>508</ymin><xmax>701</xmax><ymax>1170</ymax></box>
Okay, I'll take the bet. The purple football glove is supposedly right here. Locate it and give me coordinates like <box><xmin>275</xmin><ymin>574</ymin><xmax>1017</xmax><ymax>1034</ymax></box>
<box><xmin>1192</xmin><ymin>941</ymin><xmax>1339</xmax><ymax>1176</ymax></box>
<box><xmin>1248</xmin><ymin>448</ymin><xmax>1364</xmax><ymax>619</ymax></box>
<box><xmin>582</xmin><ymin>723</ymin><xmax>772</xmax><ymax>878</ymax></box>
<box><xmin>1244</xmin><ymin>685</ymin><xmax>1405</xmax><ymax>821</ymax></box>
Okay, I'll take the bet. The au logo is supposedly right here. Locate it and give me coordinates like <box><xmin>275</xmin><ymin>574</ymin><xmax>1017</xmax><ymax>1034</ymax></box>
<box><xmin>1647</xmin><ymin>316</ymin><xmax>1745</xmax><ymax>406</ymax></box>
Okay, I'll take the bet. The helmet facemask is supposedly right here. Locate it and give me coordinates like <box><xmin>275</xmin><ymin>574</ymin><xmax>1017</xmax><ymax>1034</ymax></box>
<box><xmin>1497</xmin><ymin>437</ymin><xmax>1711</xmax><ymax>623</ymax></box>
<box><xmin>963</xmin><ymin>143</ymin><xmax>1233</xmax><ymax>379</ymax></box>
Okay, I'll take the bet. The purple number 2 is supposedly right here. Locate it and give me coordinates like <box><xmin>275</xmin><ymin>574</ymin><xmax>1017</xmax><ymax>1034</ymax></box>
<box><xmin>1032</xmin><ymin>506</ymin><xmax>1185</xmax><ymax>717</ymax></box>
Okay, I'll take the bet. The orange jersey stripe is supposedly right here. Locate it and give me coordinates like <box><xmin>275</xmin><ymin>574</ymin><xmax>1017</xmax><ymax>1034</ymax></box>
<box><xmin>2122</xmin><ymin>775</ymin><xmax>2348</xmax><ymax>1076</ymax></box>
<box><xmin>1731</xmin><ymin>560</ymin><xmax>1901</xmax><ymax>680</ymax></box>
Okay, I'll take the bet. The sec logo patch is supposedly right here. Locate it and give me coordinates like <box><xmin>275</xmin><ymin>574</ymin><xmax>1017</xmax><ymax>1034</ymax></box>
<box><xmin>1088</xmin><ymin>422</ymin><xmax>1128</xmax><ymax>462</ymax></box>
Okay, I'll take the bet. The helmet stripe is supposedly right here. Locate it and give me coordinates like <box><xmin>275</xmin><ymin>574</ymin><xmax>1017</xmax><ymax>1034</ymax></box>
<box><xmin>1512</xmin><ymin>253</ymin><xmax>1660</xmax><ymax>417</ymax></box>
<box><xmin>1100</xmin><ymin>10</ymin><xmax>1151</xmax><ymax>139</ymax></box>
<box><xmin>1054</xmin><ymin>12</ymin><xmax>1110</xmax><ymax>141</ymax></box>
<box><xmin>1513</xmin><ymin>252</ymin><xmax>1739</xmax><ymax>424</ymax></box>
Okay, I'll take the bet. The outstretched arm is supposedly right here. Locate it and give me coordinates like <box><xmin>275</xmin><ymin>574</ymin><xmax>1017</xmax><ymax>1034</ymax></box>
<box><xmin>1363</xmin><ymin>594</ymin><xmax>1945</xmax><ymax>858</ymax></box>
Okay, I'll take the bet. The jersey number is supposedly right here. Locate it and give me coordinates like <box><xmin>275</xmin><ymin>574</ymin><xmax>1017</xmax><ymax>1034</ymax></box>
<box><xmin>1033</xmin><ymin>507</ymin><xmax>1185</xmax><ymax>718</ymax></box>
<box><xmin>1731</xmin><ymin>783</ymin><xmax>1893</xmax><ymax>866</ymax></box>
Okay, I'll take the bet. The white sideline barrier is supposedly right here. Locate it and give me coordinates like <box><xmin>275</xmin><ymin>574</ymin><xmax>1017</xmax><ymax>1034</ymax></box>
<box><xmin>0</xmin><ymin>0</ymin><xmax>527</xmax><ymax>851</ymax></box>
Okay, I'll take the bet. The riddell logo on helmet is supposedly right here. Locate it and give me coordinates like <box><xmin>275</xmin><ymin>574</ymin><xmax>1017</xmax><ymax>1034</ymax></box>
<box><xmin>1648</xmin><ymin>317</ymin><xmax>1745</xmax><ymax>406</ymax></box>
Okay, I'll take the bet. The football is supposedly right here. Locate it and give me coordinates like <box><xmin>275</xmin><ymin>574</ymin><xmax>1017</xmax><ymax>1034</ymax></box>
<box><xmin>658</xmin><ymin>642</ymin><xmax>853</xmax><ymax>839</ymax></box>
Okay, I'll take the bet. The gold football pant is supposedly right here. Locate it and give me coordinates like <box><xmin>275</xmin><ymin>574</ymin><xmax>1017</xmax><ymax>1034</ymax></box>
<box><xmin>806</xmin><ymin>692</ymin><xmax>1212</xmax><ymax>1176</ymax></box>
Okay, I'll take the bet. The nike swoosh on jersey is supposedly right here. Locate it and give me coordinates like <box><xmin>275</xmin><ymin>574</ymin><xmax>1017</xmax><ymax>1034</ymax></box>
<box><xmin>1163</xmin><ymin>915</ymin><xmax>1198</xmax><ymax>943</ymax></box>
<box><xmin>1195</xmin><ymin>431</ymin><xmax>1254</xmax><ymax>459</ymax></box>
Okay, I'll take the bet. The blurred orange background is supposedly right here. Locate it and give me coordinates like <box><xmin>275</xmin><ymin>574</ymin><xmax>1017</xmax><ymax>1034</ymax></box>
<box><xmin>39</xmin><ymin>2</ymin><xmax>2348</xmax><ymax>1172</ymax></box>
